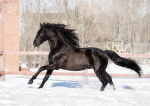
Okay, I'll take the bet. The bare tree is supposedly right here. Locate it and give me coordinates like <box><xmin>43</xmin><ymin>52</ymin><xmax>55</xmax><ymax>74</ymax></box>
<box><xmin>20</xmin><ymin>0</ymin><xmax>150</xmax><ymax>68</ymax></box>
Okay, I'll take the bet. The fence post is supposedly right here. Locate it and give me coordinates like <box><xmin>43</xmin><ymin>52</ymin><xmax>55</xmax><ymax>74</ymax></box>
<box><xmin>83</xmin><ymin>69</ymin><xmax>88</xmax><ymax>83</ymax></box>
<box><xmin>0</xmin><ymin>54</ymin><xmax>5</xmax><ymax>81</ymax></box>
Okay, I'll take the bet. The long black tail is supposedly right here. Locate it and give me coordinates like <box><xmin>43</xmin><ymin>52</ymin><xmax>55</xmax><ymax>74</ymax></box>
<box><xmin>104</xmin><ymin>50</ymin><xmax>142</xmax><ymax>77</ymax></box>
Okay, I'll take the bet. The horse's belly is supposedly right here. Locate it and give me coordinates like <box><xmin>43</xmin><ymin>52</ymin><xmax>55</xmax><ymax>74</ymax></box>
<box><xmin>60</xmin><ymin>50</ymin><xmax>93</xmax><ymax>71</ymax></box>
<box><xmin>61</xmin><ymin>59</ymin><xmax>92</xmax><ymax>71</ymax></box>
<box><xmin>62</xmin><ymin>64</ymin><xmax>91</xmax><ymax>71</ymax></box>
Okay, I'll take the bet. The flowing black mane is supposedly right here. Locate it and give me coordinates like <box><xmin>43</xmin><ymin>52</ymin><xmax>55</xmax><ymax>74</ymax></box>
<box><xmin>45</xmin><ymin>23</ymin><xmax>80</xmax><ymax>49</ymax></box>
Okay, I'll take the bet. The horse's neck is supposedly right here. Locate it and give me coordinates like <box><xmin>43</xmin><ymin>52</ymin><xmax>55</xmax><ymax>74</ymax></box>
<box><xmin>48</xmin><ymin>36</ymin><xmax>72</xmax><ymax>51</ymax></box>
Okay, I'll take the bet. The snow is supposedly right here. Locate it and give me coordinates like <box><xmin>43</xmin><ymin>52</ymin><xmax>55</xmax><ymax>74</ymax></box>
<box><xmin>19</xmin><ymin>62</ymin><xmax>28</xmax><ymax>68</ymax></box>
<box><xmin>0</xmin><ymin>63</ymin><xmax>150</xmax><ymax>106</ymax></box>
<box><xmin>0</xmin><ymin>75</ymin><xmax>150</xmax><ymax>106</ymax></box>
<box><xmin>5</xmin><ymin>69</ymin><xmax>9</xmax><ymax>72</ymax></box>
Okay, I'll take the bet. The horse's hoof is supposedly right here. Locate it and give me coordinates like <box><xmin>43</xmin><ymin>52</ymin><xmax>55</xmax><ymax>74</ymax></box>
<box><xmin>38</xmin><ymin>86</ymin><xmax>42</xmax><ymax>89</ymax></box>
<box><xmin>110</xmin><ymin>85</ymin><xmax>116</xmax><ymax>90</ymax></box>
<box><xmin>100</xmin><ymin>88</ymin><xmax>104</xmax><ymax>91</ymax></box>
<box><xmin>28</xmin><ymin>80</ymin><xmax>33</xmax><ymax>84</ymax></box>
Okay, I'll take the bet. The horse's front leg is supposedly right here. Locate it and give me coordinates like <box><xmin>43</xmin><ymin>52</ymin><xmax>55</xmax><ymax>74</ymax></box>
<box><xmin>38</xmin><ymin>70</ymin><xmax>53</xmax><ymax>89</ymax></box>
<box><xmin>28</xmin><ymin>61</ymin><xmax>58</xmax><ymax>85</ymax></box>
<box><xmin>28</xmin><ymin>65</ymin><xmax>49</xmax><ymax>84</ymax></box>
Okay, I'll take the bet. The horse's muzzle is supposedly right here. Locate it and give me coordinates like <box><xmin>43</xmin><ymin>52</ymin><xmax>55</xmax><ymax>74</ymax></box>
<box><xmin>33</xmin><ymin>40</ymin><xmax>39</xmax><ymax>47</ymax></box>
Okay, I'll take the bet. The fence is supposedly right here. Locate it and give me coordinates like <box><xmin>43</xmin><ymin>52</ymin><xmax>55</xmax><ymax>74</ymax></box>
<box><xmin>0</xmin><ymin>51</ymin><xmax>150</xmax><ymax>82</ymax></box>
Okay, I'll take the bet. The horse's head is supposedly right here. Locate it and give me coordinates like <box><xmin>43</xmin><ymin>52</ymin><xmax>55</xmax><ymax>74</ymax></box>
<box><xmin>33</xmin><ymin>23</ymin><xmax>79</xmax><ymax>49</ymax></box>
<box><xmin>33</xmin><ymin>23</ymin><xmax>50</xmax><ymax>47</ymax></box>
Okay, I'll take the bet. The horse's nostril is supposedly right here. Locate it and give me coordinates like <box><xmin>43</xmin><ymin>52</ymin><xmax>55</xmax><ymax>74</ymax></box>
<box><xmin>33</xmin><ymin>39</ymin><xmax>36</xmax><ymax>43</ymax></box>
<box><xmin>33</xmin><ymin>39</ymin><xmax>39</xmax><ymax>47</ymax></box>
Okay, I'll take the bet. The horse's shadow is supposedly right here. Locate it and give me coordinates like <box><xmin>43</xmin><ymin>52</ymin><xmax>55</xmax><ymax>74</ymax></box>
<box><xmin>122</xmin><ymin>85</ymin><xmax>134</xmax><ymax>90</ymax></box>
<box><xmin>51</xmin><ymin>81</ymin><xmax>82</xmax><ymax>88</ymax></box>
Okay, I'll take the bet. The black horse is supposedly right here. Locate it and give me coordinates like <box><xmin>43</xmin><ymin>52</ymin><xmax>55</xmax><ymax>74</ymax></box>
<box><xmin>28</xmin><ymin>23</ymin><xmax>142</xmax><ymax>91</ymax></box>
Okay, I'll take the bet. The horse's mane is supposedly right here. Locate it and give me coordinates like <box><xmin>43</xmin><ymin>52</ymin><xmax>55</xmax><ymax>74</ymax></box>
<box><xmin>45</xmin><ymin>23</ymin><xmax>80</xmax><ymax>49</ymax></box>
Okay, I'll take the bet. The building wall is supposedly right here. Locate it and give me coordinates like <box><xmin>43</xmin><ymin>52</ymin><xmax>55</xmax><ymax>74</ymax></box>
<box><xmin>0</xmin><ymin>0</ymin><xmax>20</xmax><ymax>71</ymax></box>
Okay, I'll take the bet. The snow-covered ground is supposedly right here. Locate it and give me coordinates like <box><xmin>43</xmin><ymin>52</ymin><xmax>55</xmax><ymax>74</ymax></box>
<box><xmin>0</xmin><ymin>75</ymin><xmax>150</xmax><ymax>106</ymax></box>
<box><xmin>0</xmin><ymin>63</ymin><xmax>150</xmax><ymax>106</ymax></box>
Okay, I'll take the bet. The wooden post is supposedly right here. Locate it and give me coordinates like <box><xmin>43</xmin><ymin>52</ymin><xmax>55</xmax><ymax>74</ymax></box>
<box><xmin>83</xmin><ymin>69</ymin><xmax>88</xmax><ymax>83</ymax></box>
<box><xmin>0</xmin><ymin>0</ymin><xmax>4</xmax><ymax>81</ymax></box>
<box><xmin>1</xmin><ymin>0</ymin><xmax>4</xmax><ymax>51</ymax></box>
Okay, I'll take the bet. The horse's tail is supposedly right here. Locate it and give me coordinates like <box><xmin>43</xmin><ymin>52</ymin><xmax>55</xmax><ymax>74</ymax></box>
<box><xmin>104</xmin><ymin>50</ymin><xmax>142</xmax><ymax>77</ymax></box>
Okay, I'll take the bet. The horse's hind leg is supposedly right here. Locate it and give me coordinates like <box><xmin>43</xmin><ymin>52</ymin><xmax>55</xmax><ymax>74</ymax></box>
<box><xmin>95</xmin><ymin>69</ymin><xmax>108</xmax><ymax>91</ymax></box>
<box><xmin>95</xmin><ymin>69</ymin><xmax>115</xmax><ymax>91</ymax></box>
<box><xmin>99</xmin><ymin>74</ymin><xmax>108</xmax><ymax>91</ymax></box>
<box><xmin>38</xmin><ymin>70</ymin><xmax>53</xmax><ymax>89</ymax></box>
<box><xmin>105</xmin><ymin>72</ymin><xmax>115</xmax><ymax>90</ymax></box>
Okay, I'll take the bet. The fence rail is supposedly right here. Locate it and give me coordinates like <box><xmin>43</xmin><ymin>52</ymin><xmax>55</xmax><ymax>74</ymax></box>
<box><xmin>0</xmin><ymin>51</ymin><xmax>150</xmax><ymax>82</ymax></box>
<box><xmin>1</xmin><ymin>51</ymin><xmax>150</xmax><ymax>57</ymax></box>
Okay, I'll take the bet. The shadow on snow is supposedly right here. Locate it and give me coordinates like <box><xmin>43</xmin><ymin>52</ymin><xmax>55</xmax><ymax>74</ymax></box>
<box><xmin>122</xmin><ymin>85</ymin><xmax>134</xmax><ymax>90</ymax></box>
<box><xmin>51</xmin><ymin>81</ymin><xmax>82</xmax><ymax>88</ymax></box>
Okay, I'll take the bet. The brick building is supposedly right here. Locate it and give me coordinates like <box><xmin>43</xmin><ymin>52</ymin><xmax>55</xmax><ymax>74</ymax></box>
<box><xmin>0</xmin><ymin>0</ymin><xmax>20</xmax><ymax>71</ymax></box>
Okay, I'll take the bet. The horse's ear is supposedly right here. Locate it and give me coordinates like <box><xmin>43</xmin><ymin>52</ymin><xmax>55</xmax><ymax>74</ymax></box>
<box><xmin>43</xmin><ymin>23</ymin><xmax>48</xmax><ymax>31</ymax></box>
<box><xmin>43</xmin><ymin>22</ymin><xmax>46</xmax><ymax>27</ymax></box>
<box><xmin>40</xmin><ymin>23</ymin><xmax>42</xmax><ymax>28</ymax></box>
